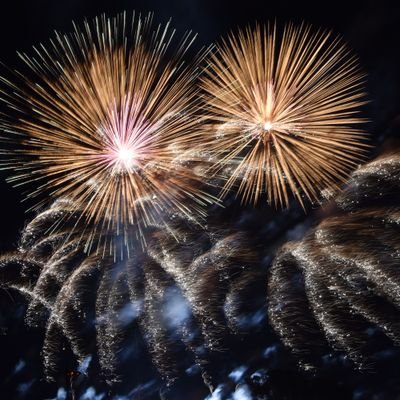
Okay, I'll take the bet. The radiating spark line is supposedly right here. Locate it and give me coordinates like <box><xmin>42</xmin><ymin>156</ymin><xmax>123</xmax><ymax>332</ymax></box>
<box><xmin>0</xmin><ymin>12</ymin><xmax>216</xmax><ymax>255</ymax></box>
<box><xmin>201</xmin><ymin>22</ymin><xmax>369</xmax><ymax>208</ymax></box>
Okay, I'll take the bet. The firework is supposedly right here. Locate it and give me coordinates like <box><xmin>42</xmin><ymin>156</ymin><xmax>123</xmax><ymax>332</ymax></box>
<box><xmin>0</xmin><ymin>199</ymin><xmax>261</xmax><ymax>388</ymax></box>
<box><xmin>268</xmin><ymin>151</ymin><xmax>400</xmax><ymax>370</ymax></box>
<box><xmin>201</xmin><ymin>22</ymin><xmax>368</xmax><ymax>208</ymax></box>
<box><xmin>0</xmin><ymin>12</ymin><xmax>215</xmax><ymax>254</ymax></box>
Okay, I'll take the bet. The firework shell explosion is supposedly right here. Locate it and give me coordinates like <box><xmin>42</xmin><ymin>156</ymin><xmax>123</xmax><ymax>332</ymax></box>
<box><xmin>268</xmin><ymin>150</ymin><xmax>400</xmax><ymax>371</ymax></box>
<box><xmin>201</xmin><ymin>22</ymin><xmax>369</xmax><ymax>208</ymax></box>
<box><xmin>0</xmin><ymin>12</ymin><xmax>216</xmax><ymax>255</ymax></box>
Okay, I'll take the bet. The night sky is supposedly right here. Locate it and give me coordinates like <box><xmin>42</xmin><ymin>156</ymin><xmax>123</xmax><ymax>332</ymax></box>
<box><xmin>1</xmin><ymin>1</ymin><xmax>400</xmax><ymax>399</ymax></box>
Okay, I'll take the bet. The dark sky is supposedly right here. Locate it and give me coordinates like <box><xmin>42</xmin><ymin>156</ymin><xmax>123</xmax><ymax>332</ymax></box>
<box><xmin>0</xmin><ymin>1</ymin><xmax>400</xmax><ymax>399</ymax></box>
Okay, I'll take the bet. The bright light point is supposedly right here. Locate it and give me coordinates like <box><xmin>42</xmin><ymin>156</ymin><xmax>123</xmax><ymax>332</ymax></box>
<box><xmin>263</xmin><ymin>121</ymin><xmax>273</xmax><ymax>131</ymax></box>
<box><xmin>117</xmin><ymin>146</ymin><xmax>136</xmax><ymax>170</ymax></box>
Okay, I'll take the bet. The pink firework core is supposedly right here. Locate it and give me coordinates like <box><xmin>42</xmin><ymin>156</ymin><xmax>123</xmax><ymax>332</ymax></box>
<box><xmin>98</xmin><ymin>101</ymin><xmax>155</xmax><ymax>173</ymax></box>
<box><xmin>110</xmin><ymin>143</ymin><xmax>138</xmax><ymax>170</ymax></box>
<box><xmin>263</xmin><ymin>121</ymin><xmax>273</xmax><ymax>131</ymax></box>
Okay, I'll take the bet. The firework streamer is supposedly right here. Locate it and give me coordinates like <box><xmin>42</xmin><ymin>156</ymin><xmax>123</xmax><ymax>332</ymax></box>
<box><xmin>0</xmin><ymin>12</ymin><xmax>217</xmax><ymax>255</ymax></box>
<box><xmin>0</xmin><ymin>198</ymin><xmax>262</xmax><ymax>391</ymax></box>
<box><xmin>268</xmin><ymin>150</ymin><xmax>400</xmax><ymax>370</ymax></box>
<box><xmin>200</xmin><ymin>22</ymin><xmax>368</xmax><ymax>208</ymax></box>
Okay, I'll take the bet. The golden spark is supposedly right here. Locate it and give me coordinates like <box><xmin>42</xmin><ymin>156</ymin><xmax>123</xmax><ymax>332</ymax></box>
<box><xmin>0</xmin><ymin>12</ymin><xmax>215</xmax><ymax>255</ymax></box>
<box><xmin>201</xmin><ymin>22</ymin><xmax>369</xmax><ymax>208</ymax></box>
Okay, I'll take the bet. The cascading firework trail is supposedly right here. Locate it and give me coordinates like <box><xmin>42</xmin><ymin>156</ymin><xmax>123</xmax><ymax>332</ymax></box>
<box><xmin>0</xmin><ymin>12</ymin><xmax>215</xmax><ymax>255</ymax></box>
<box><xmin>268</xmin><ymin>150</ymin><xmax>400</xmax><ymax>370</ymax></box>
<box><xmin>0</xmin><ymin>198</ymin><xmax>263</xmax><ymax>389</ymax></box>
<box><xmin>201</xmin><ymin>22</ymin><xmax>368</xmax><ymax>208</ymax></box>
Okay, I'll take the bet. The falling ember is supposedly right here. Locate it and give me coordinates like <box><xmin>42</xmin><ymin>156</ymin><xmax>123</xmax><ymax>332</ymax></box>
<box><xmin>0</xmin><ymin>198</ymin><xmax>260</xmax><ymax>385</ymax></box>
<box><xmin>268</xmin><ymin>152</ymin><xmax>400</xmax><ymax>370</ymax></box>
<box><xmin>0</xmin><ymin>12</ymin><xmax>215</xmax><ymax>254</ymax></box>
<box><xmin>201</xmin><ymin>22</ymin><xmax>369</xmax><ymax>208</ymax></box>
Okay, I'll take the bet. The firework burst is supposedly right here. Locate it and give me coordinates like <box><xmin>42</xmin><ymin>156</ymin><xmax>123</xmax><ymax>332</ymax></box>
<box><xmin>201</xmin><ymin>22</ymin><xmax>368</xmax><ymax>208</ymax></box>
<box><xmin>0</xmin><ymin>12</ymin><xmax>215</xmax><ymax>254</ymax></box>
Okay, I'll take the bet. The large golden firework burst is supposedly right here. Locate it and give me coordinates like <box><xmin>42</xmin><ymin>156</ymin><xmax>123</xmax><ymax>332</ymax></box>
<box><xmin>0</xmin><ymin>12</ymin><xmax>215</xmax><ymax>254</ymax></box>
<box><xmin>201</xmin><ymin>22</ymin><xmax>368</xmax><ymax>208</ymax></box>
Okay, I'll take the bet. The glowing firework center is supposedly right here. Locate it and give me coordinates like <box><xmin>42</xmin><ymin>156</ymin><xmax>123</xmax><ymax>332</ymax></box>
<box><xmin>110</xmin><ymin>143</ymin><xmax>138</xmax><ymax>173</ymax></box>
